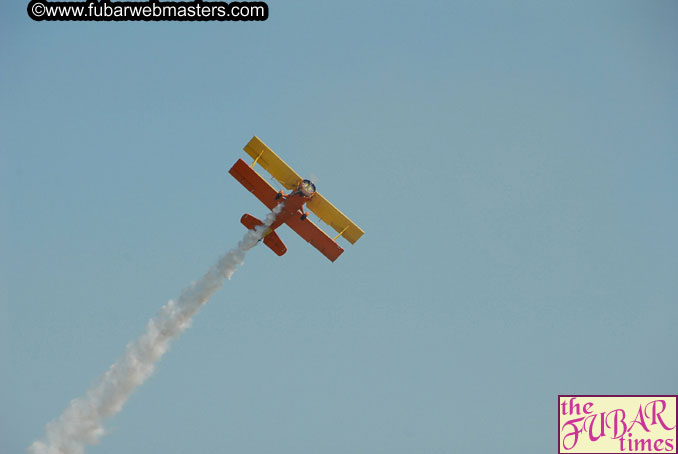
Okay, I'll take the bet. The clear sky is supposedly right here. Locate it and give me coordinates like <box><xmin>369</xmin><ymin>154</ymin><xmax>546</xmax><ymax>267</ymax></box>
<box><xmin>2</xmin><ymin>1</ymin><xmax>677</xmax><ymax>453</ymax></box>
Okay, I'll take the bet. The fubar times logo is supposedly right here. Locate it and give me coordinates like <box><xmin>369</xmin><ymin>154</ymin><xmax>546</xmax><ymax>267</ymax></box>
<box><xmin>559</xmin><ymin>395</ymin><xmax>677</xmax><ymax>453</ymax></box>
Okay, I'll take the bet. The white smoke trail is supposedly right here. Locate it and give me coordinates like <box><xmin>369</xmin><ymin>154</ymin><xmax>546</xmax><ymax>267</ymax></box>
<box><xmin>28</xmin><ymin>205</ymin><xmax>283</xmax><ymax>454</ymax></box>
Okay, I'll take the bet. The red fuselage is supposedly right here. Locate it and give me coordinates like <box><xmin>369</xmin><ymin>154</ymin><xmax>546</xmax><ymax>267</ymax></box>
<box><xmin>268</xmin><ymin>190</ymin><xmax>312</xmax><ymax>231</ymax></box>
<box><xmin>229</xmin><ymin>157</ymin><xmax>345</xmax><ymax>261</ymax></box>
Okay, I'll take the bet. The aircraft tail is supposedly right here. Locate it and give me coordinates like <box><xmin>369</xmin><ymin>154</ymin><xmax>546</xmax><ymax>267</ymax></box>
<box><xmin>240</xmin><ymin>213</ymin><xmax>287</xmax><ymax>256</ymax></box>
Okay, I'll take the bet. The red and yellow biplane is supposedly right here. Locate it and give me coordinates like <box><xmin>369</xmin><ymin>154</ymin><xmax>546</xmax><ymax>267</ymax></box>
<box><xmin>229</xmin><ymin>136</ymin><xmax>364</xmax><ymax>262</ymax></box>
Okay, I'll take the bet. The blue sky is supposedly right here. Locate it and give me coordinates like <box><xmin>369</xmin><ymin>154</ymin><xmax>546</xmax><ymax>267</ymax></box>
<box><xmin>2</xmin><ymin>1</ymin><xmax>677</xmax><ymax>452</ymax></box>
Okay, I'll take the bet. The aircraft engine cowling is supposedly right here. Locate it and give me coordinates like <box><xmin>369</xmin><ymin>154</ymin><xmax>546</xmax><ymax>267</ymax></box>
<box><xmin>299</xmin><ymin>179</ymin><xmax>316</xmax><ymax>197</ymax></box>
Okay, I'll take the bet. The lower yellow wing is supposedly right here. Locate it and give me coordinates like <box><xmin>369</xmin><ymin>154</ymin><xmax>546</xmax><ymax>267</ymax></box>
<box><xmin>243</xmin><ymin>136</ymin><xmax>301</xmax><ymax>190</ymax></box>
<box><xmin>306</xmin><ymin>193</ymin><xmax>364</xmax><ymax>244</ymax></box>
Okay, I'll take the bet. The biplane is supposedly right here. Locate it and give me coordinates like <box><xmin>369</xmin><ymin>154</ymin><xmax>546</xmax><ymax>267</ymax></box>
<box><xmin>229</xmin><ymin>136</ymin><xmax>364</xmax><ymax>262</ymax></box>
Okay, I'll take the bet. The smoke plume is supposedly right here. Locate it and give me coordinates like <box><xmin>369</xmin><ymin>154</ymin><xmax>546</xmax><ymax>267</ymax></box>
<box><xmin>28</xmin><ymin>205</ymin><xmax>283</xmax><ymax>454</ymax></box>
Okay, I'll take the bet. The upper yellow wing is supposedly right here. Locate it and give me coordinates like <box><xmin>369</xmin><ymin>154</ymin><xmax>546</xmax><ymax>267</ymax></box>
<box><xmin>243</xmin><ymin>136</ymin><xmax>301</xmax><ymax>190</ymax></box>
<box><xmin>243</xmin><ymin>135</ymin><xmax>365</xmax><ymax>244</ymax></box>
<box><xmin>306</xmin><ymin>193</ymin><xmax>364</xmax><ymax>244</ymax></box>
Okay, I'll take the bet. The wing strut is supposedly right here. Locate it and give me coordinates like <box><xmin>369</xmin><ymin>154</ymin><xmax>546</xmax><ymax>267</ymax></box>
<box><xmin>333</xmin><ymin>225</ymin><xmax>350</xmax><ymax>241</ymax></box>
<box><xmin>251</xmin><ymin>149</ymin><xmax>265</xmax><ymax>168</ymax></box>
